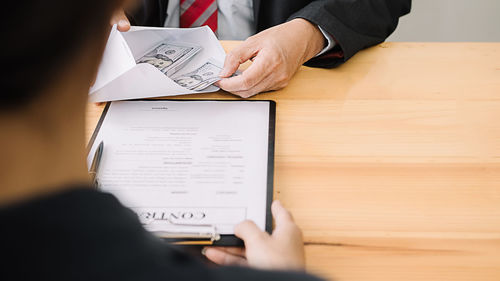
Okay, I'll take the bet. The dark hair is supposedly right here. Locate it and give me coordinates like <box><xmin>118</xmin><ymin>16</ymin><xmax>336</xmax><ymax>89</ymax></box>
<box><xmin>1</xmin><ymin>0</ymin><xmax>123</xmax><ymax>109</ymax></box>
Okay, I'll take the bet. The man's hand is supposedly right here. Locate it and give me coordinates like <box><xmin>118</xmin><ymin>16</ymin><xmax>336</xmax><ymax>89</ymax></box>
<box><xmin>111</xmin><ymin>9</ymin><xmax>131</xmax><ymax>32</ymax></box>
<box><xmin>203</xmin><ymin>201</ymin><xmax>305</xmax><ymax>271</ymax></box>
<box><xmin>217</xmin><ymin>18</ymin><xmax>326</xmax><ymax>98</ymax></box>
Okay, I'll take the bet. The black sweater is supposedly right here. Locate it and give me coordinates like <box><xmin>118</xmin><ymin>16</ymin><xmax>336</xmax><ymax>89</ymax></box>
<box><xmin>0</xmin><ymin>187</ymin><xmax>325</xmax><ymax>281</ymax></box>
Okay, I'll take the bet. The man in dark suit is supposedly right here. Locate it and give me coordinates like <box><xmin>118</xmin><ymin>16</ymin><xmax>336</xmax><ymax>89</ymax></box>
<box><xmin>113</xmin><ymin>0</ymin><xmax>411</xmax><ymax>97</ymax></box>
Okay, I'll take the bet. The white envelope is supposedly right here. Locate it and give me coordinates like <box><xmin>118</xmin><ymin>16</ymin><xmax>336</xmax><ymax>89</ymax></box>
<box><xmin>89</xmin><ymin>26</ymin><xmax>226</xmax><ymax>102</ymax></box>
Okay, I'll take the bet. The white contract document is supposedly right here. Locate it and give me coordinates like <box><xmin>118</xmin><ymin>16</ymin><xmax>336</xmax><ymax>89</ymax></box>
<box><xmin>87</xmin><ymin>100</ymin><xmax>275</xmax><ymax>245</ymax></box>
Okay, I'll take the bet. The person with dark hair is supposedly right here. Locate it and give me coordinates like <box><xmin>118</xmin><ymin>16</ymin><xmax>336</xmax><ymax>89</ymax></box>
<box><xmin>113</xmin><ymin>0</ymin><xmax>411</xmax><ymax>98</ymax></box>
<box><xmin>0</xmin><ymin>1</ymin><xmax>325</xmax><ymax>281</ymax></box>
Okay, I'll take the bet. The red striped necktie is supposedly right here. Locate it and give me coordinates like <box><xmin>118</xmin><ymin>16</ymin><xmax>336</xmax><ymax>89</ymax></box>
<box><xmin>180</xmin><ymin>0</ymin><xmax>218</xmax><ymax>34</ymax></box>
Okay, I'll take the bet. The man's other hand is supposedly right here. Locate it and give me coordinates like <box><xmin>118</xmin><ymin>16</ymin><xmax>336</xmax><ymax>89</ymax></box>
<box><xmin>111</xmin><ymin>9</ymin><xmax>131</xmax><ymax>32</ymax></box>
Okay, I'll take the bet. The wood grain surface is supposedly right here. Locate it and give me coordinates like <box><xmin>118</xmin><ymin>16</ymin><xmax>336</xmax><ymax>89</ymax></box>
<box><xmin>86</xmin><ymin>42</ymin><xmax>500</xmax><ymax>281</ymax></box>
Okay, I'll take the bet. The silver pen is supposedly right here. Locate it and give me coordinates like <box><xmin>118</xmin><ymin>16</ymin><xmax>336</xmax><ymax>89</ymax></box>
<box><xmin>89</xmin><ymin>141</ymin><xmax>104</xmax><ymax>188</ymax></box>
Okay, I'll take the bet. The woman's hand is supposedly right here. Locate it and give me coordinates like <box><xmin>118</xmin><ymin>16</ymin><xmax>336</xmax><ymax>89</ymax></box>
<box><xmin>203</xmin><ymin>201</ymin><xmax>305</xmax><ymax>271</ymax></box>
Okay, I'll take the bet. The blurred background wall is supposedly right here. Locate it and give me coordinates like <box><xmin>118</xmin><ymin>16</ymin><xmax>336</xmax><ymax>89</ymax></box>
<box><xmin>387</xmin><ymin>0</ymin><xmax>500</xmax><ymax>42</ymax></box>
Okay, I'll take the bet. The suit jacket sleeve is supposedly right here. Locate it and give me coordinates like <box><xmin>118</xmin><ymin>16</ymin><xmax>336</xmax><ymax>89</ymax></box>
<box><xmin>127</xmin><ymin>0</ymin><xmax>168</xmax><ymax>27</ymax></box>
<box><xmin>288</xmin><ymin>0</ymin><xmax>411</xmax><ymax>68</ymax></box>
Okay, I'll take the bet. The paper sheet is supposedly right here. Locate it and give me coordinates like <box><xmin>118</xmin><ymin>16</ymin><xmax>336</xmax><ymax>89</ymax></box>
<box><xmin>87</xmin><ymin>100</ymin><xmax>272</xmax><ymax>235</ymax></box>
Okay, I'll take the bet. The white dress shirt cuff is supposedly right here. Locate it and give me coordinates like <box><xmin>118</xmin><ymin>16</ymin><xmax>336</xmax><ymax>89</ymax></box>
<box><xmin>315</xmin><ymin>25</ymin><xmax>336</xmax><ymax>57</ymax></box>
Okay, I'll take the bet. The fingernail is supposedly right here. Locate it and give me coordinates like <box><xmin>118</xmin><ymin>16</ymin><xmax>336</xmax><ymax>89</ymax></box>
<box><xmin>201</xmin><ymin>247</ymin><xmax>207</xmax><ymax>256</ymax></box>
<box><xmin>220</xmin><ymin>68</ymin><xmax>233</xmax><ymax>77</ymax></box>
<box><xmin>119</xmin><ymin>19</ymin><xmax>129</xmax><ymax>27</ymax></box>
<box><xmin>274</xmin><ymin>200</ymin><xmax>284</xmax><ymax>209</ymax></box>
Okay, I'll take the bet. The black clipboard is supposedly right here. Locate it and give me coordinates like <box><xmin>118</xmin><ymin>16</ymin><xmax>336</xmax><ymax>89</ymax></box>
<box><xmin>87</xmin><ymin>99</ymin><xmax>276</xmax><ymax>246</ymax></box>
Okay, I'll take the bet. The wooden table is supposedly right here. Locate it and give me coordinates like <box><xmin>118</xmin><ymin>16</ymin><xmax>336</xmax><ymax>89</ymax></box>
<box><xmin>86</xmin><ymin>42</ymin><xmax>500</xmax><ymax>281</ymax></box>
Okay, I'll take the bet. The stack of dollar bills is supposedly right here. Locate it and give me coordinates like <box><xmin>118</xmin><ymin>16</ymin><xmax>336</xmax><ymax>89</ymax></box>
<box><xmin>137</xmin><ymin>41</ymin><xmax>222</xmax><ymax>91</ymax></box>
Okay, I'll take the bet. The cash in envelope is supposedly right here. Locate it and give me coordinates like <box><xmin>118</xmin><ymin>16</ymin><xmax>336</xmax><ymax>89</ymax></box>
<box><xmin>137</xmin><ymin>41</ymin><xmax>202</xmax><ymax>76</ymax></box>
<box><xmin>172</xmin><ymin>59</ymin><xmax>223</xmax><ymax>91</ymax></box>
<box><xmin>137</xmin><ymin>41</ymin><xmax>222</xmax><ymax>91</ymax></box>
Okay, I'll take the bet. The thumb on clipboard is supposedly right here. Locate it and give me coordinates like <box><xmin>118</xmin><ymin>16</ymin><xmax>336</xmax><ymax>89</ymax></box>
<box><xmin>203</xmin><ymin>201</ymin><xmax>305</xmax><ymax>271</ymax></box>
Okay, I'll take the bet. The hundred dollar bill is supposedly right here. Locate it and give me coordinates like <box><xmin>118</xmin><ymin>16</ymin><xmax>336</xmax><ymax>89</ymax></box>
<box><xmin>137</xmin><ymin>42</ymin><xmax>202</xmax><ymax>76</ymax></box>
<box><xmin>173</xmin><ymin>59</ymin><xmax>223</xmax><ymax>91</ymax></box>
<box><xmin>190</xmin><ymin>69</ymin><xmax>242</xmax><ymax>91</ymax></box>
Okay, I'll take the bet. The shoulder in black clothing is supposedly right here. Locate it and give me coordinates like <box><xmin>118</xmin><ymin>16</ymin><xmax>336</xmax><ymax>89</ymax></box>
<box><xmin>0</xmin><ymin>187</ymin><xmax>325</xmax><ymax>281</ymax></box>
